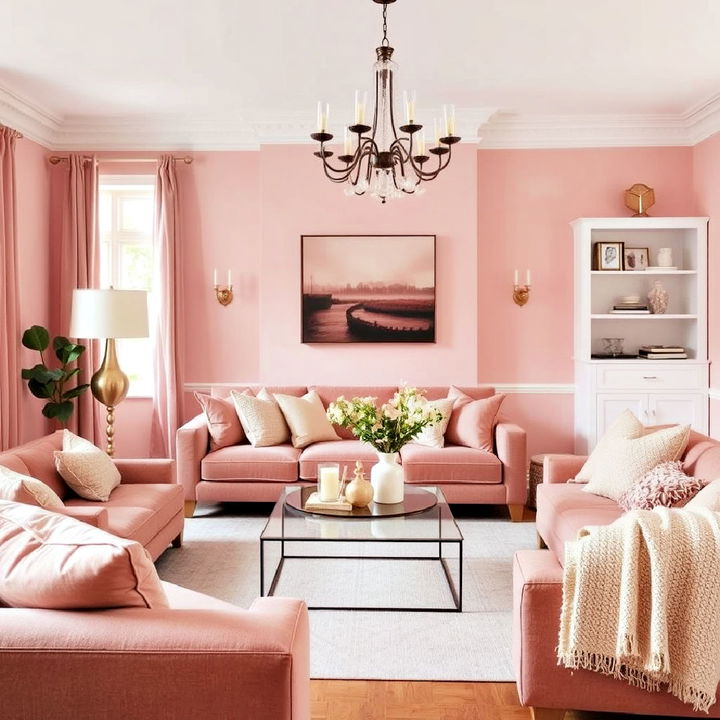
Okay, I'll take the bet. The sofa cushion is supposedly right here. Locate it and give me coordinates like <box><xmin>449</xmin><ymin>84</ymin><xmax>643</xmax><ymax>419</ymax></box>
<box><xmin>400</xmin><ymin>443</ymin><xmax>502</xmax><ymax>484</ymax></box>
<box><xmin>413</xmin><ymin>397</ymin><xmax>455</xmax><ymax>449</ymax></box>
<box><xmin>682</xmin><ymin>432</ymin><xmax>720</xmax><ymax>480</ymax></box>
<box><xmin>231</xmin><ymin>388</ymin><xmax>291</xmax><ymax>447</ymax></box>
<box><xmin>310</xmin><ymin>385</ymin><xmax>398</xmax><ymax>440</ymax></box>
<box><xmin>299</xmin><ymin>440</ymin><xmax>378</xmax><ymax>479</ymax></box>
<box><xmin>0</xmin><ymin>465</ymin><xmax>65</xmax><ymax>510</ymax></box>
<box><xmin>194</xmin><ymin>392</ymin><xmax>246</xmax><ymax>450</ymax></box>
<box><xmin>275</xmin><ymin>390</ymin><xmax>340</xmax><ymax>448</ymax></box>
<box><xmin>201</xmin><ymin>444</ymin><xmax>301</xmax><ymax>482</ymax></box>
<box><xmin>0</xmin><ymin>431</ymin><xmax>68</xmax><ymax>499</ymax></box>
<box><xmin>445</xmin><ymin>388</ymin><xmax>505</xmax><ymax>452</ymax></box>
<box><xmin>0</xmin><ymin>499</ymin><xmax>167</xmax><ymax>609</ymax></box>
<box><xmin>54</xmin><ymin>430</ymin><xmax>121</xmax><ymax>502</ymax></box>
<box><xmin>536</xmin><ymin>483</ymin><xmax>622</xmax><ymax>566</ymax></box>
<box><xmin>65</xmin><ymin>484</ymin><xmax>184</xmax><ymax>544</ymax></box>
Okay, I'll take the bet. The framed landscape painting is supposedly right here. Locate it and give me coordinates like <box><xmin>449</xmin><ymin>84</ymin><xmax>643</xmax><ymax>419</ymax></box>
<box><xmin>301</xmin><ymin>235</ymin><xmax>436</xmax><ymax>343</ymax></box>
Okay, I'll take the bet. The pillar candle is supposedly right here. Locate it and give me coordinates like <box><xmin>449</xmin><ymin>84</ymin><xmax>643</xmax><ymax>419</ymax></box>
<box><xmin>319</xmin><ymin>466</ymin><xmax>340</xmax><ymax>501</ymax></box>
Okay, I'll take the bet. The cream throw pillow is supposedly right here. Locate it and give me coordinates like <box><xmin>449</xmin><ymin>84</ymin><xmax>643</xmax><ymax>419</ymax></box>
<box><xmin>574</xmin><ymin>409</ymin><xmax>645</xmax><ymax>483</ymax></box>
<box><xmin>274</xmin><ymin>390</ymin><xmax>340</xmax><ymax>449</ymax></box>
<box><xmin>54</xmin><ymin>430</ymin><xmax>121</xmax><ymax>502</ymax></box>
<box><xmin>231</xmin><ymin>387</ymin><xmax>290</xmax><ymax>447</ymax></box>
<box><xmin>413</xmin><ymin>398</ymin><xmax>455</xmax><ymax>449</ymax></box>
<box><xmin>583</xmin><ymin>423</ymin><xmax>691</xmax><ymax>501</ymax></box>
<box><xmin>0</xmin><ymin>466</ymin><xmax>65</xmax><ymax>510</ymax></box>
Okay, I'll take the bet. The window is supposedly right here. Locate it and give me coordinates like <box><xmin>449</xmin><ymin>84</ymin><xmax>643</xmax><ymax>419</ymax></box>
<box><xmin>98</xmin><ymin>175</ymin><xmax>156</xmax><ymax>397</ymax></box>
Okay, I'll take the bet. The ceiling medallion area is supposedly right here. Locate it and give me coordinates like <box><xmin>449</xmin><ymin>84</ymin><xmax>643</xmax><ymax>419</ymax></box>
<box><xmin>310</xmin><ymin>0</ymin><xmax>461</xmax><ymax>203</ymax></box>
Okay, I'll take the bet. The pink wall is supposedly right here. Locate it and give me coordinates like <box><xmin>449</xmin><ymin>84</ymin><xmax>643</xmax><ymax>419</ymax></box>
<box><xmin>258</xmin><ymin>144</ymin><xmax>478</xmax><ymax>387</ymax></box>
<box><xmin>15</xmin><ymin>138</ymin><xmax>51</xmax><ymax>443</ymax></box>
<box><xmin>692</xmin><ymin>133</ymin><xmax>720</xmax><ymax>438</ymax></box>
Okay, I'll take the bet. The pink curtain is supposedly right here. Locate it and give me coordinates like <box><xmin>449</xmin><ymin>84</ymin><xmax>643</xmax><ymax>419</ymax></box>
<box><xmin>50</xmin><ymin>154</ymin><xmax>100</xmax><ymax>442</ymax></box>
<box><xmin>150</xmin><ymin>156</ymin><xmax>185</xmax><ymax>458</ymax></box>
<box><xmin>0</xmin><ymin>126</ymin><xmax>21</xmax><ymax>450</ymax></box>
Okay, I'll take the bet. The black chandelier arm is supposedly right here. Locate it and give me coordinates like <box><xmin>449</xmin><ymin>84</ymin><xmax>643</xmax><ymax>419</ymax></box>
<box><xmin>405</xmin><ymin>144</ymin><xmax>453</xmax><ymax>180</ymax></box>
<box><xmin>316</xmin><ymin>136</ymin><xmax>375</xmax><ymax>179</ymax></box>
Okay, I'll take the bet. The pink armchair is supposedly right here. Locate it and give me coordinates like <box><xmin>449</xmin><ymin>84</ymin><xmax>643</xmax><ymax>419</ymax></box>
<box><xmin>0</xmin><ymin>582</ymin><xmax>310</xmax><ymax>720</ymax></box>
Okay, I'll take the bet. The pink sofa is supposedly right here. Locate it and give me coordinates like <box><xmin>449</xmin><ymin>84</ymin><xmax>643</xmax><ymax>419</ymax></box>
<box><xmin>0</xmin><ymin>581</ymin><xmax>310</xmax><ymax>720</ymax></box>
<box><xmin>177</xmin><ymin>384</ymin><xmax>528</xmax><ymax>519</ymax></box>
<box><xmin>513</xmin><ymin>430</ymin><xmax>720</xmax><ymax>719</ymax></box>
<box><xmin>0</xmin><ymin>431</ymin><xmax>184</xmax><ymax>560</ymax></box>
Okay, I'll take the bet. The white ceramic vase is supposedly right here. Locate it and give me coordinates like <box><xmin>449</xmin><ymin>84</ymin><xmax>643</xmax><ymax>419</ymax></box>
<box><xmin>370</xmin><ymin>451</ymin><xmax>405</xmax><ymax>504</ymax></box>
<box><xmin>657</xmin><ymin>247</ymin><xmax>673</xmax><ymax>267</ymax></box>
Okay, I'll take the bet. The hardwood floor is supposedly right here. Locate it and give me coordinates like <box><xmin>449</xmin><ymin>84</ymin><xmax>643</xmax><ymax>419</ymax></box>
<box><xmin>310</xmin><ymin>681</ymin><xmax>530</xmax><ymax>720</ymax></box>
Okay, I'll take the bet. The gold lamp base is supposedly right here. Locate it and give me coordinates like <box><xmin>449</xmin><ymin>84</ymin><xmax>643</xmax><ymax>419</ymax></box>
<box><xmin>91</xmin><ymin>338</ymin><xmax>129</xmax><ymax>457</ymax></box>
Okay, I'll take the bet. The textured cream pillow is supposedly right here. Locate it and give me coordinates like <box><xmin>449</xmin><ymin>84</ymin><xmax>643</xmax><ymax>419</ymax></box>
<box><xmin>686</xmin><ymin>479</ymin><xmax>720</xmax><ymax>511</ymax></box>
<box><xmin>0</xmin><ymin>466</ymin><xmax>65</xmax><ymax>510</ymax></box>
<box><xmin>54</xmin><ymin>430</ymin><xmax>121</xmax><ymax>502</ymax></box>
<box><xmin>274</xmin><ymin>390</ymin><xmax>340</xmax><ymax>449</ymax></box>
<box><xmin>574</xmin><ymin>409</ymin><xmax>645</xmax><ymax>483</ymax></box>
<box><xmin>231</xmin><ymin>387</ymin><xmax>291</xmax><ymax>447</ymax></box>
<box><xmin>583</xmin><ymin>423</ymin><xmax>691</xmax><ymax>501</ymax></box>
<box><xmin>413</xmin><ymin>398</ymin><xmax>455</xmax><ymax>449</ymax></box>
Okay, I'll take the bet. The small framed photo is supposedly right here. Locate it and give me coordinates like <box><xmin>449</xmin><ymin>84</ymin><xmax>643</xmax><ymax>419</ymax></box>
<box><xmin>623</xmin><ymin>247</ymin><xmax>649</xmax><ymax>271</ymax></box>
<box><xmin>593</xmin><ymin>241</ymin><xmax>624</xmax><ymax>271</ymax></box>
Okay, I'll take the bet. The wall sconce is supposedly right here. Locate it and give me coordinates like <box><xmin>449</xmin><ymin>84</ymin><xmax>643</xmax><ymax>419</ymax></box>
<box><xmin>214</xmin><ymin>268</ymin><xmax>233</xmax><ymax>306</ymax></box>
<box><xmin>513</xmin><ymin>269</ymin><xmax>531</xmax><ymax>307</ymax></box>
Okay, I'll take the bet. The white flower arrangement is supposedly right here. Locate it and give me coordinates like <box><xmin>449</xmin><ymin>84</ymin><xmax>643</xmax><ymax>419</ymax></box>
<box><xmin>327</xmin><ymin>387</ymin><xmax>442</xmax><ymax>453</ymax></box>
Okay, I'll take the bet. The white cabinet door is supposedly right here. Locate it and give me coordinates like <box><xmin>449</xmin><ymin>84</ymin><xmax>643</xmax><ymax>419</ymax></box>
<box><xmin>596</xmin><ymin>393</ymin><xmax>647</xmax><ymax>441</ymax></box>
<box><xmin>648</xmin><ymin>393</ymin><xmax>708</xmax><ymax>433</ymax></box>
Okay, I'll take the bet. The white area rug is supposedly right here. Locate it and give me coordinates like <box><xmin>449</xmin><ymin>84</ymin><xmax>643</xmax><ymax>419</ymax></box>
<box><xmin>155</xmin><ymin>504</ymin><xmax>536</xmax><ymax>681</ymax></box>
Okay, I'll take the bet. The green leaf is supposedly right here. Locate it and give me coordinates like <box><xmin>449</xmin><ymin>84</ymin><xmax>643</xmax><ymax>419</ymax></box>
<box><xmin>62</xmin><ymin>383</ymin><xmax>90</xmax><ymax>400</ymax></box>
<box><xmin>64</xmin><ymin>367</ymin><xmax>80</xmax><ymax>380</ymax></box>
<box><xmin>47</xmin><ymin>367</ymin><xmax>65</xmax><ymax>381</ymax></box>
<box><xmin>28</xmin><ymin>378</ymin><xmax>54</xmax><ymax>399</ymax></box>
<box><xmin>22</xmin><ymin>364</ymin><xmax>49</xmax><ymax>382</ymax></box>
<box><xmin>42</xmin><ymin>401</ymin><xmax>74</xmax><ymax>422</ymax></box>
<box><xmin>22</xmin><ymin>325</ymin><xmax>50</xmax><ymax>352</ymax></box>
<box><xmin>54</xmin><ymin>337</ymin><xmax>85</xmax><ymax>365</ymax></box>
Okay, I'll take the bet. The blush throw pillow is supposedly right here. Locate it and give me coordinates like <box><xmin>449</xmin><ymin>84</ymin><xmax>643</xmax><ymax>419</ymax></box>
<box><xmin>231</xmin><ymin>387</ymin><xmax>291</xmax><ymax>447</ymax></box>
<box><xmin>617</xmin><ymin>461</ymin><xmax>707</xmax><ymax>511</ymax></box>
<box><xmin>686</xmin><ymin>479</ymin><xmax>720</xmax><ymax>511</ymax></box>
<box><xmin>583</xmin><ymin>423</ymin><xmax>691</xmax><ymax>502</ymax></box>
<box><xmin>444</xmin><ymin>387</ymin><xmax>505</xmax><ymax>452</ymax></box>
<box><xmin>274</xmin><ymin>390</ymin><xmax>340</xmax><ymax>449</ymax></box>
<box><xmin>574</xmin><ymin>409</ymin><xmax>645</xmax><ymax>483</ymax></box>
<box><xmin>0</xmin><ymin>499</ymin><xmax>168</xmax><ymax>609</ymax></box>
<box><xmin>54</xmin><ymin>429</ymin><xmax>121</xmax><ymax>502</ymax></box>
<box><xmin>0</xmin><ymin>466</ymin><xmax>65</xmax><ymax>510</ymax></box>
<box><xmin>194</xmin><ymin>392</ymin><xmax>246</xmax><ymax>450</ymax></box>
<box><xmin>413</xmin><ymin>398</ymin><xmax>455</xmax><ymax>449</ymax></box>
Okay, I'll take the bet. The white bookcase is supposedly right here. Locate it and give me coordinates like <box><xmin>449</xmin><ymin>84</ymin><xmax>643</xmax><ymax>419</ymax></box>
<box><xmin>572</xmin><ymin>217</ymin><xmax>709</xmax><ymax>454</ymax></box>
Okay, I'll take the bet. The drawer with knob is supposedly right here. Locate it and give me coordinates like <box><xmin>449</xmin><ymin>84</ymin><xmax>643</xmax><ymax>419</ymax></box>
<box><xmin>596</xmin><ymin>364</ymin><xmax>707</xmax><ymax>390</ymax></box>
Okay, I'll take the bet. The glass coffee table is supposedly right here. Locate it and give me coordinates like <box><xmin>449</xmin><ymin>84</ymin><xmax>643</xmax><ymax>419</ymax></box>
<box><xmin>260</xmin><ymin>485</ymin><xmax>463</xmax><ymax>612</ymax></box>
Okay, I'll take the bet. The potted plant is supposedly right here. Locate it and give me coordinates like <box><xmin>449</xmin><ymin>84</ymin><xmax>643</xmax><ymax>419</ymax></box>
<box><xmin>20</xmin><ymin>325</ymin><xmax>90</xmax><ymax>423</ymax></box>
<box><xmin>327</xmin><ymin>387</ymin><xmax>442</xmax><ymax>503</ymax></box>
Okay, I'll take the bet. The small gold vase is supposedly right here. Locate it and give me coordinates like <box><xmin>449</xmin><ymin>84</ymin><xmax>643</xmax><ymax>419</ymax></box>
<box><xmin>345</xmin><ymin>460</ymin><xmax>374</xmax><ymax>508</ymax></box>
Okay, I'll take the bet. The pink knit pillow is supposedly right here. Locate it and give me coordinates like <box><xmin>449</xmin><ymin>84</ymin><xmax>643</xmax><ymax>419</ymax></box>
<box><xmin>618</xmin><ymin>461</ymin><xmax>707</xmax><ymax>511</ymax></box>
<box><xmin>194</xmin><ymin>392</ymin><xmax>246</xmax><ymax>450</ymax></box>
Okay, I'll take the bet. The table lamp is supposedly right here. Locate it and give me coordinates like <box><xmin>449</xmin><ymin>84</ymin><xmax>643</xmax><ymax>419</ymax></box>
<box><xmin>69</xmin><ymin>288</ymin><xmax>149</xmax><ymax>456</ymax></box>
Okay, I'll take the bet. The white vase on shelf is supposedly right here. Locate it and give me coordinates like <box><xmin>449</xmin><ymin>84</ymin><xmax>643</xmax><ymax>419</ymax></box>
<box><xmin>657</xmin><ymin>248</ymin><xmax>674</xmax><ymax>268</ymax></box>
<box><xmin>370</xmin><ymin>451</ymin><xmax>404</xmax><ymax>504</ymax></box>
<box><xmin>648</xmin><ymin>280</ymin><xmax>669</xmax><ymax>314</ymax></box>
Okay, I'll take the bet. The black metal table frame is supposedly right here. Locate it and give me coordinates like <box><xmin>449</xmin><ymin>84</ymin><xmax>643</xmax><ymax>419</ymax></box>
<box><xmin>260</xmin><ymin>497</ymin><xmax>463</xmax><ymax>612</ymax></box>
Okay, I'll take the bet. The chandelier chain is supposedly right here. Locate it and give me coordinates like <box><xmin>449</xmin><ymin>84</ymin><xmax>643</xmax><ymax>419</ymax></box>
<box><xmin>381</xmin><ymin>3</ymin><xmax>389</xmax><ymax>46</ymax></box>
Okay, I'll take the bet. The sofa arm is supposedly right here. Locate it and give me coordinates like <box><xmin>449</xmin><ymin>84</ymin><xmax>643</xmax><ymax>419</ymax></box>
<box><xmin>543</xmin><ymin>454</ymin><xmax>587</xmax><ymax>484</ymax></box>
<box><xmin>55</xmin><ymin>506</ymin><xmax>109</xmax><ymax>530</ymax></box>
<box><xmin>176</xmin><ymin>413</ymin><xmax>209</xmax><ymax>501</ymax></box>
<box><xmin>0</xmin><ymin>597</ymin><xmax>310</xmax><ymax>720</ymax></box>
<box><xmin>495</xmin><ymin>422</ymin><xmax>528</xmax><ymax>506</ymax></box>
<box><xmin>114</xmin><ymin>459</ymin><xmax>175</xmax><ymax>485</ymax></box>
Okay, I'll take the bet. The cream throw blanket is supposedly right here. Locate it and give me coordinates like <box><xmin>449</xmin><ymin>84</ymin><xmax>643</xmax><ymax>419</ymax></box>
<box><xmin>558</xmin><ymin>507</ymin><xmax>720</xmax><ymax>713</ymax></box>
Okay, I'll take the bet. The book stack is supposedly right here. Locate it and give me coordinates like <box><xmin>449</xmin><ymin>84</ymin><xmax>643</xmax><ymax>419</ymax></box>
<box><xmin>610</xmin><ymin>302</ymin><xmax>650</xmax><ymax>314</ymax></box>
<box><xmin>303</xmin><ymin>492</ymin><xmax>353</xmax><ymax>512</ymax></box>
<box><xmin>638</xmin><ymin>345</ymin><xmax>688</xmax><ymax>360</ymax></box>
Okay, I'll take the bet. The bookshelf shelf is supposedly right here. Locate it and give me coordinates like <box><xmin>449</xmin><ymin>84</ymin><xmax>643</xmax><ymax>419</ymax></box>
<box><xmin>572</xmin><ymin>216</ymin><xmax>709</xmax><ymax>453</ymax></box>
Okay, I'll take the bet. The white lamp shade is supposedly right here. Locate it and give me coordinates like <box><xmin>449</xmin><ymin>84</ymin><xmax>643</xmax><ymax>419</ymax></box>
<box><xmin>69</xmin><ymin>289</ymin><xmax>149</xmax><ymax>339</ymax></box>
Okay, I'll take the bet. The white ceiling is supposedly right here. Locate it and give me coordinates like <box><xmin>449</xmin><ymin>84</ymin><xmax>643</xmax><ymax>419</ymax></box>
<box><xmin>2</xmin><ymin>0</ymin><xmax>720</xmax><ymax>149</ymax></box>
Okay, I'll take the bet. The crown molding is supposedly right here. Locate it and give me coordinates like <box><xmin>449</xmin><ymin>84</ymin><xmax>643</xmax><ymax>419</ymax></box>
<box><xmin>0</xmin><ymin>86</ymin><xmax>61</xmax><ymax>148</ymax></box>
<box><xmin>3</xmin><ymin>78</ymin><xmax>720</xmax><ymax>150</ymax></box>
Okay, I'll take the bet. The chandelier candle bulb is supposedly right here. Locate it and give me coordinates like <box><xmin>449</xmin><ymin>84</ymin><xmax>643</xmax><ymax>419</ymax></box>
<box><xmin>404</xmin><ymin>90</ymin><xmax>416</xmax><ymax>123</ymax></box>
<box><xmin>317</xmin><ymin>101</ymin><xmax>329</xmax><ymax>132</ymax></box>
<box><xmin>446</xmin><ymin>104</ymin><xmax>456</xmax><ymax>135</ymax></box>
<box><xmin>416</xmin><ymin>130</ymin><xmax>425</xmax><ymax>155</ymax></box>
<box><xmin>344</xmin><ymin>128</ymin><xmax>351</xmax><ymax>155</ymax></box>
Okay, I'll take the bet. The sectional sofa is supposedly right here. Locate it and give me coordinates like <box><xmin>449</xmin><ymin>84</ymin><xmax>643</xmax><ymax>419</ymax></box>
<box><xmin>177</xmin><ymin>384</ymin><xmax>528</xmax><ymax>518</ymax></box>
<box><xmin>513</xmin><ymin>429</ymin><xmax>720</xmax><ymax>719</ymax></box>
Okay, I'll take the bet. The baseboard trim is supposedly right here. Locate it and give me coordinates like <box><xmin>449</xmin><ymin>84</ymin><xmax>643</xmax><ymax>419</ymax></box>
<box><xmin>184</xmin><ymin>382</ymin><xmax>575</xmax><ymax>394</ymax></box>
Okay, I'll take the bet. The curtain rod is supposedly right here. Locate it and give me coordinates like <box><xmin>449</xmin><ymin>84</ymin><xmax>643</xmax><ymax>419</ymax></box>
<box><xmin>47</xmin><ymin>155</ymin><xmax>193</xmax><ymax>165</ymax></box>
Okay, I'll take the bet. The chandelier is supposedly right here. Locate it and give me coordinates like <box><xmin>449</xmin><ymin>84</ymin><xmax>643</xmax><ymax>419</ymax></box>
<box><xmin>310</xmin><ymin>0</ymin><xmax>461</xmax><ymax>204</ymax></box>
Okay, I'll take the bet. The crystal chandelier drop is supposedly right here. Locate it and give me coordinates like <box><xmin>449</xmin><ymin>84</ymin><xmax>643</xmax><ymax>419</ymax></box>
<box><xmin>310</xmin><ymin>0</ymin><xmax>461</xmax><ymax>204</ymax></box>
